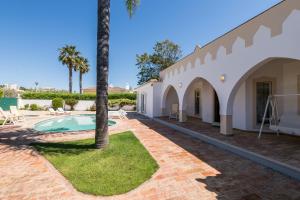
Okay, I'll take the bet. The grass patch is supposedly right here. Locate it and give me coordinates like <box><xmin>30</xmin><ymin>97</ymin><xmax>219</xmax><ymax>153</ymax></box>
<box><xmin>32</xmin><ymin>131</ymin><xmax>158</xmax><ymax>196</ymax></box>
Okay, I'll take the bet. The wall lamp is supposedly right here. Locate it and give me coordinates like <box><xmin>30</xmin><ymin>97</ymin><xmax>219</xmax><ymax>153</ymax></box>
<box><xmin>220</xmin><ymin>74</ymin><xmax>226</xmax><ymax>82</ymax></box>
<box><xmin>178</xmin><ymin>82</ymin><xmax>183</xmax><ymax>88</ymax></box>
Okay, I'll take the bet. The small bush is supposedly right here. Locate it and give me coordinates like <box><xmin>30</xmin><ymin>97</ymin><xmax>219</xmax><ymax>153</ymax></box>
<box><xmin>52</xmin><ymin>98</ymin><xmax>64</xmax><ymax>110</ymax></box>
<box><xmin>0</xmin><ymin>89</ymin><xmax>3</xmax><ymax>97</ymax></box>
<box><xmin>24</xmin><ymin>104</ymin><xmax>29</xmax><ymax>110</ymax></box>
<box><xmin>65</xmin><ymin>98</ymin><xmax>78</xmax><ymax>111</ymax></box>
<box><xmin>30</xmin><ymin>104</ymin><xmax>39</xmax><ymax>111</ymax></box>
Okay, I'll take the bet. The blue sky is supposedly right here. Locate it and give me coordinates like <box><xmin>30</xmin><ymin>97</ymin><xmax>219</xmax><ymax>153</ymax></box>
<box><xmin>0</xmin><ymin>0</ymin><xmax>281</xmax><ymax>91</ymax></box>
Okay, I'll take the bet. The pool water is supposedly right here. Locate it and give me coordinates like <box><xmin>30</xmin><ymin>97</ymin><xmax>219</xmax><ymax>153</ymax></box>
<box><xmin>34</xmin><ymin>114</ymin><xmax>116</xmax><ymax>133</ymax></box>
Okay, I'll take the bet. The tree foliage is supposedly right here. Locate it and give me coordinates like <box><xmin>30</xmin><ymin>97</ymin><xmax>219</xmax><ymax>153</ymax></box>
<box><xmin>75</xmin><ymin>56</ymin><xmax>90</xmax><ymax>94</ymax></box>
<box><xmin>136</xmin><ymin>40</ymin><xmax>182</xmax><ymax>85</ymax></box>
<box><xmin>58</xmin><ymin>45</ymin><xmax>80</xmax><ymax>93</ymax></box>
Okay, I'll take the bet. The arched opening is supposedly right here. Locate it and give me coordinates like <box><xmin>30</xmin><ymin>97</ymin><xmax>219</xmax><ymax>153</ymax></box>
<box><xmin>228</xmin><ymin>57</ymin><xmax>300</xmax><ymax>133</ymax></box>
<box><xmin>182</xmin><ymin>78</ymin><xmax>221</xmax><ymax>125</ymax></box>
<box><xmin>162</xmin><ymin>85</ymin><xmax>179</xmax><ymax>118</ymax></box>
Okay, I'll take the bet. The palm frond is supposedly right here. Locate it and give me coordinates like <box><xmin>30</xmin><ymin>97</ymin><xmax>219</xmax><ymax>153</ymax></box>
<box><xmin>125</xmin><ymin>0</ymin><xmax>140</xmax><ymax>18</ymax></box>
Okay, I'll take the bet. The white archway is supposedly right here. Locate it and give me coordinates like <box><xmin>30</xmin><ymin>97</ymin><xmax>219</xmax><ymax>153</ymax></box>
<box><xmin>161</xmin><ymin>85</ymin><xmax>180</xmax><ymax>117</ymax></box>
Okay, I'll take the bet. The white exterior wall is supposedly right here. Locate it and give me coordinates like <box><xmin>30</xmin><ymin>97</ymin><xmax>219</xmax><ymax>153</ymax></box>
<box><xmin>136</xmin><ymin>81</ymin><xmax>162</xmax><ymax>118</ymax></box>
<box><xmin>18</xmin><ymin>99</ymin><xmax>95</xmax><ymax>111</ymax></box>
<box><xmin>135</xmin><ymin>1</ymin><xmax>300</xmax><ymax>133</ymax></box>
<box><xmin>159</xmin><ymin>8</ymin><xmax>300</xmax><ymax>117</ymax></box>
<box><xmin>153</xmin><ymin>83</ymin><xmax>162</xmax><ymax>117</ymax></box>
<box><xmin>201</xmin><ymin>81</ymin><xmax>215</xmax><ymax>123</ymax></box>
<box><xmin>19</xmin><ymin>99</ymin><xmax>52</xmax><ymax>109</ymax></box>
<box><xmin>232</xmin><ymin>83</ymin><xmax>247</xmax><ymax>130</ymax></box>
<box><xmin>281</xmin><ymin>62</ymin><xmax>300</xmax><ymax>128</ymax></box>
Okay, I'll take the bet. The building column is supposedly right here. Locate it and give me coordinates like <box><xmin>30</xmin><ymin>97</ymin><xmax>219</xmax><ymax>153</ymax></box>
<box><xmin>179</xmin><ymin>110</ymin><xmax>187</xmax><ymax>122</ymax></box>
<box><xmin>220</xmin><ymin>115</ymin><xmax>233</xmax><ymax>135</ymax></box>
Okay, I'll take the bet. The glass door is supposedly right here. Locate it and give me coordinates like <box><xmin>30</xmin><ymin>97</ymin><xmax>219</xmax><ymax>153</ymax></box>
<box><xmin>194</xmin><ymin>90</ymin><xmax>200</xmax><ymax>116</ymax></box>
<box><xmin>256</xmin><ymin>81</ymin><xmax>272</xmax><ymax>124</ymax></box>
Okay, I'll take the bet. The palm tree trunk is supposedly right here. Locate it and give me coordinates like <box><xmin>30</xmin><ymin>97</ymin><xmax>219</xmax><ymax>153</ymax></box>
<box><xmin>95</xmin><ymin>0</ymin><xmax>110</xmax><ymax>149</ymax></box>
<box><xmin>69</xmin><ymin>66</ymin><xmax>73</xmax><ymax>93</ymax></box>
<box><xmin>79</xmin><ymin>72</ymin><xmax>83</xmax><ymax>94</ymax></box>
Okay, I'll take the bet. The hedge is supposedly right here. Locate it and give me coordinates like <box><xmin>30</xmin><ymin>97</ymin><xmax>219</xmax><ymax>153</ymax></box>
<box><xmin>108</xmin><ymin>99</ymin><xmax>136</xmax><ymax>107</ymax></box>
<box><xmin>21</xmin><ymin>92</ymin><xmax>136</xmax><ymax>100</ymax></box>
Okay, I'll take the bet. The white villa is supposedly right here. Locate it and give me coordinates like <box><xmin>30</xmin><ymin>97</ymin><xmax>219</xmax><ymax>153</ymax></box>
<box><xmin>135</xmin><ymin>0</ymin><xmax>300</xmax><ymax>136</ymax></box>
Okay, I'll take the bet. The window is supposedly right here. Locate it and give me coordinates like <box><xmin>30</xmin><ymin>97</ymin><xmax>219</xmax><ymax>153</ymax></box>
<box><xmin>256</xmin><ymin>81</ymin><xmax>272</xmax><ymax>124</ymax></box>
<box><xmin>141</xmin><ymin>93</ymin><xmax>146</xmax><ymax>113</ymax></box>
<box><xmin>194</xmin><ymin>90</ymin><xmax>200</xmax><ymax>115</ymax></box>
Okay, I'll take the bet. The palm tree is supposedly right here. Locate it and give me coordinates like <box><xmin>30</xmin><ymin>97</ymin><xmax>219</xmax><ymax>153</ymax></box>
<box><xmin>95</xmin><ymin>0</ymin><xmax>140</xmax><ymax>149</ymax></box>
<box><xmin>58</xmin><ymin>45</ymin><xmax>80</xmax><ymax>93</ymax></box>
<box><xmin>75</xmin><ymin>56</ymin><xmax>90</xmax><ymax>94</ymax></box>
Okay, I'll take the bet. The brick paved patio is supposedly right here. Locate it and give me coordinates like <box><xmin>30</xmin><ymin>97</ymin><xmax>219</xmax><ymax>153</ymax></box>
<box><xmin>158</xmin><ymin>116</ymin><xmax>300</xmax><ymax>169</ymax></box>
<box><xmin>0</xmin><ymin>112</ymin><xmax>299</xmax><ymax>199</ymax></box>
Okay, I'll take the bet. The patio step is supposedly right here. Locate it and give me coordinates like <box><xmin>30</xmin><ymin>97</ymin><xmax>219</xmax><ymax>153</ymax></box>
<box><xmin>153</xmin><ymin>118</ymin><xmax>300</xmax><ymax>181</ymax></box>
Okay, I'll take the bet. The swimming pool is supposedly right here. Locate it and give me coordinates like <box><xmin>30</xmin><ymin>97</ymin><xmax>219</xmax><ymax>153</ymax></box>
<box><xmin>34</xmin><ymin>114</ymin><xmax>116</xmax><ymax>133</ymax></box>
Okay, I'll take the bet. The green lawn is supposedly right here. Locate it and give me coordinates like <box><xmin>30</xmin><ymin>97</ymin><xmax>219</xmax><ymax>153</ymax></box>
<box><xmin>32</xmin><ymin>131</ymin><xmax>158</xmax><ymax>196</ymax></box>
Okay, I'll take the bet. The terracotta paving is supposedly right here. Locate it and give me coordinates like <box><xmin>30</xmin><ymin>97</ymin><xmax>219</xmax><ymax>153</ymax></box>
<box><xmin>159</xmin><ymin>116</ymin><xmax>300</xmax><ymax>169</ymax></box>
<box><xmin>0</xmin><ymin>112</ymin><xmax>299</xmax><ymax>200</ymax></box>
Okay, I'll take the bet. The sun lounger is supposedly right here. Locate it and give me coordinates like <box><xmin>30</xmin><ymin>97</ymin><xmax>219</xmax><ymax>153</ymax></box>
<box><xmin>108</xmin><ymin>111</ymin><xmax>120</xmax><ymax>119</ymax></box>
<box><xmin>57</xmin><ymin>108</ymin><xmax>71</xmax><ymax>115</ymax></box>
<box><xmin>10</xmin><ymin>106</ymin><xmax>25</xmax><ymax>121</ymax></box>
<box><xmin>0</xmin><ymin>107</ymin><xmax>16</xmax><ymax>127</ymax></box>
<box><xmin>49</xmin><ymin>108</ymin><xmax>57</xmax><ymax>115</ymax></box>
<box><xmin>119</xmin><ymin>109</ymin><xmax>127</xmax><ymax>119</ymax></box>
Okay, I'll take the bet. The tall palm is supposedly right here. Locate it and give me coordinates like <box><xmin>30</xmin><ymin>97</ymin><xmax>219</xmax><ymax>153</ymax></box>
<box><xmin>58</xmin><ymin>45</ymin><xmax>80</xmax><ymax>93</ymax></box>
<box><xmin>75</xmin><ymin>56</ymin><xmax>90</xmax><ymax>94</ymax></box>
<box><xmin>95</xmin><ymin>0</ymin><xmax>140</xmax><ymax>149</ymax></box>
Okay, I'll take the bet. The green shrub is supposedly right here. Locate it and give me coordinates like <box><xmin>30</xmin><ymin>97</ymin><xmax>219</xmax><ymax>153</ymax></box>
<box><xmin>65</xmin><ymin>98</ymin><xmax>78</xmax><ymax>111</ymax></box>
<box><xmin>0</xmin><ymin>89</ymin><xmax>3</xmax><ymax>97</ymax></box>
<box><xmin>108</xmin><ymin>99</ymin><xmax>136</xmax><ymax>107</ymax></box>
<box><xmin>52</xmin><ymin>98</ymin><xmax>64</xmax><ymax>110</ymax></box>
<box><xmin>21</xmin><ymin>92</ymin><xmax>136</xmax><ymax>101</ymax></box>
<box><xmin>30</xmin><ymin>104</ymin><xmax>39</xmax><ymax>111</ymax></box>
<box><xmin>108</xmin><ymin>93</ymin><xmax>136</xmax><ymax>100</ymax></box>
<box><xmin>24</xmin><ymin>104</ymin><xmax>29</xmax><ymax>110</ymax></box>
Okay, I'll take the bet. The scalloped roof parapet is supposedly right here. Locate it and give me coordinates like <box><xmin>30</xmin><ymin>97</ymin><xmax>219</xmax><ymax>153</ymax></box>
<box><xmin>160</xmin><ymin>0</ymin><xmax>300</xmax><ymax>76</ymax></box>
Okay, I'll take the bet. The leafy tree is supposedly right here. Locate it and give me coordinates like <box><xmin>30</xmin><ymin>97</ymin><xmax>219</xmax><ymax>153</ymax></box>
<box><xmin>65</xmin><ymin>98</ymin><xmax>79</xmax><ymax>110</ymax></box>
<box><xmin>52</xmin><ymin>98</ymin><xmax>64</xmax><ymax>110</ymax></box>
<box><xmin>151</xmin><ymin>40</ymin><xmax>182</xmax><ymax>70</ymax></box>
<box><xmin>95</xmin><ymin>0</ymin><xmax>140</xmax><ymax>149</ymax></box>
<box><xmin>75</xmin><ymin>56</ymin><xmax>90</xmax><ymax>94</ymax></box>
<box><xmin>3</xmin><ymin>89</ymin><xmax>18</xmax><ymax>98</ymax></box>
<box><xmin>136</xmin><ymin>53</ymin><xmax>159</xmax><ymax>85</ymax></box>
<box><xmin>136</xmin><ymin>40</ymin><xmax>182</xmax><ymax>85</ymax></box>
<box><xmin>58</xmin><ymin>45</ymin><xmax>80</xmax><ymax>93</ymax></box>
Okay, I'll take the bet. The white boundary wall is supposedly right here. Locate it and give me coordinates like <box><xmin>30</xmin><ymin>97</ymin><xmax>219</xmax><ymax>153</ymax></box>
<box><xmin>19</xmin><ymin>99</ymin><xmax>95</xmax><ymax>111</ymax></box>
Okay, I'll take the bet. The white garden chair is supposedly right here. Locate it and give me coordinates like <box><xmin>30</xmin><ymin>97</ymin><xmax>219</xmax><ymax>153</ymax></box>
<box><xmin>57</xmin><ymin>108</ymin><xmax>71</xmax><ymax>115</ymax></box>
<box><xmin>169</xmin><ymin>104</ymin><xmax>179</xmax><ymax>120</ymax></box>
<box><xmin>0</xmin><ymin>107</ymin><xmax>16</xmax><ymax>127</ymax></box>
<box><xmin>10</xmin><ymin>106</ymin><xmax>25</xmax><ymax>121</ymax></box>
<box><xmin>49</xmin><ymin>108</ymin><xmax>57</xmax><ymax>115</ymax></box>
